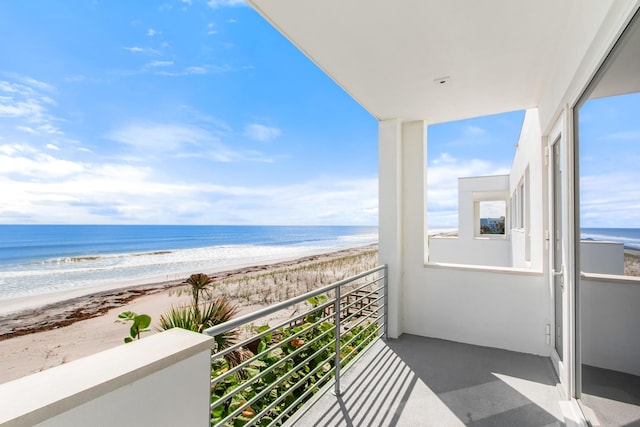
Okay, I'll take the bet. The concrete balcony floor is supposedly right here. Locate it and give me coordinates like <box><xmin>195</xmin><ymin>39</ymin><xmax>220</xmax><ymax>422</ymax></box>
<box><xmin>291</xmin><ymin>334</ymin><xmax>564</xmax><ymax>426</ymax></box>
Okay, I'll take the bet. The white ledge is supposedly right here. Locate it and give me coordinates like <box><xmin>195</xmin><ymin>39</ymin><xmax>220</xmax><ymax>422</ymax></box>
<box><xmin>0</xmin><ymin>328</ymin><xmax>213</xmax><ymax>427</ymax></box>
<box><xmin>580</xmin><ymin>271</ymin><xmax>640</xmax><ymax>285</ymax></box>
<box><xmin>425</xmin><ymin>262</ymin><xmax>543</xmax><ymax>276</ymax></box>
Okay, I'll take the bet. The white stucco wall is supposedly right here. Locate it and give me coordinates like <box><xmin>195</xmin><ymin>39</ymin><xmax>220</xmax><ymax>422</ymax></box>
<box><xmin>378</xmin><ymin>118</ymin><xmax>404</xmax><ymax>339</ymax></box>
<box><xmin>376</xmin><ymin>0</ymin><xmax>640</xmax><ymax>362</ymax></box>
<box><xmin>581</xmin><ymin>276</ymin><xmax>640</xmax><ymax>376</ymax></box>
<box><xmin>510</xmin><ymin>109</ymin><xmax>544</xmax><ymax>271</ymax></box>
<box><xmin>428</xmin><ymin>237</ymin><xmax>511</xmax><ymax>267</ymax></box>
<box><xmin>0</xmin><ymin>328</ymin><xmax>213</xmax><ymax>427</ymax></box>
<box><xmin>580</xmin><ymin>241</ymin><xmax>625</xmax><ymax>275</ymax></box>
<box><xmin>428</xmin><ymin>174</ymin><xmax>511</xmax><ymax>267</ymax></box>
<box><xmin>380</xmin><ymin>118</ymin><xmax>550</xmax><ymax>356</ymax></box>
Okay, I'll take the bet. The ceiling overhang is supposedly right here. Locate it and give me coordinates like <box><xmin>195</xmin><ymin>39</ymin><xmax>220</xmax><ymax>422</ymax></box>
<box><xmin>249</xmin><ymin>0</ymin><xmax>617</xmax><ymax>124</ymax></box>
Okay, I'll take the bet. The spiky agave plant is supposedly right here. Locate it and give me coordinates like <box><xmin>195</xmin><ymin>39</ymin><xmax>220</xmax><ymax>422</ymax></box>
<box><xmin>158</xmin><ymin>296</ymin><xmax>243</xmax><ymax>366</ymax></box>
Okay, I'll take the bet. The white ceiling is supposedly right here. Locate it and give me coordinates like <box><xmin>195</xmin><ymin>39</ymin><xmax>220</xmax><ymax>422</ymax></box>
<box><xmin>590</xmin><ymin>12</ymin><xmax>640</xmax><ymax>100</ymax></box>
<box><xmin>249</xmin><ymin>0</ymin><xmax>616</xmax><ymax>124</ymax></box>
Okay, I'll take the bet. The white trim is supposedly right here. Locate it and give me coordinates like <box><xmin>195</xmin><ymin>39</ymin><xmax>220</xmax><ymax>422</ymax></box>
<box><xmin>425</xmin><ymin>262</ymin><xmax>543</xmax><ymax>276</ymax></box>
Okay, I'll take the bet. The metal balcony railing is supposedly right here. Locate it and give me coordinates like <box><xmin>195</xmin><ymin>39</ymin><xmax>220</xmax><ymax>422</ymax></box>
<box><xmin>204</xmin><ymin>265</ymin><xmax>387</xmax><ymax>426</ymax></box>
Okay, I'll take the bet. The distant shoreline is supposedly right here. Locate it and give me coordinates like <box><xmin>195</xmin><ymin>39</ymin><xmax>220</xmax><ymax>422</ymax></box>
<box><xmin>0</xmin><ymin>244</ymin><xmax>378</xmax><ymax>341</ymax></box>
<box><xmin>0</xmin><ymin>244</ymin><xmax>378</xmax><ymax>384</ymax></box>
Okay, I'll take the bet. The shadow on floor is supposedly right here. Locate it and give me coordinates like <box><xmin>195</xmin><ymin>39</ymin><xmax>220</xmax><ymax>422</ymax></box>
<box><xmin>292</xmin><ymin>334</ymin><xmax>564</xmax><ymax>427</ymax></box>
<box><xmin>581</xmin><ymin>364</ymin><xmax>640</xmax><ymax>427</ymax></box>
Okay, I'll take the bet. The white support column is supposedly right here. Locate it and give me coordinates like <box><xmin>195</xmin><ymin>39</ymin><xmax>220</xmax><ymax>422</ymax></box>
<box><xmin>401</xmin><ymin>121</ymin><xmax>427</xmax><ymax>268</ymax></box>
<box><xmin>379</xmin><ymin>119</ymin><xmax>403</xmax><ymax>339</ymax></box>
<box><xmin>379</xmin><ymin>119</ymin><xmax>426</xmax><ymax>339</ymax></box>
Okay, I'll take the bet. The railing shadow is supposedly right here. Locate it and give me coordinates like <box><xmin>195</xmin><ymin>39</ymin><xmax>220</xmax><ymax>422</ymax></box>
<box><xmin>295</xmin><ymin>334</ymin><xmax>565</xmax><ymax>426</ymax></box>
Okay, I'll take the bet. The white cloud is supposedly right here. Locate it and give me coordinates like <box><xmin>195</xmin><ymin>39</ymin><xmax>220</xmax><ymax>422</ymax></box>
<box><xmin>106</xmin><ymin>121</ymin><xmax>271</xmax><ymax>163</ymax></box>
<box><xmin>0</xmin><ymin>143</ymin><xmax>377</xmax><ymax>224</ymax></box>
<box><xmin>147</xmin><ymin>60</ymin><xmax>174</xmax><ymax>67</ymax></box>
<box><xmin>207</xmin><ymin>0</ymin><xmax>246</xmax><ymax>8</ymax></box>
<box><xmin>19</xmin><ymin>77</ymin><xmax>55</xmax><ymax>93</ymax></box>
<box><xmin>244</xmin><ymin>123</ymin><xmax>281</xmax><ymax>142</ymax></box>
<box><xmin>184</xmin><ymin>66</ymin><xmax>206</xmax><ymax>74</ymax></box>
<box><xmin>17</xmin><ymin>125</ymin><xmax>37</xmax><ymax>134</ymax></box>
<box><xmin>580</xmin><ymin>172</ymin><xmax>640</xmax><ymax>227</ymax></box>
<box><xmin>601</xmin><ymin>130</ymin><xmax>640</xmax><ymax>141</ymax></box>
<box><xmin>427</xmin><ymin>153</ymin><xmax>510</xmax><ymax>227</ymax></box>
<box><xmin>155</xmin><ymin>64</ymin><xmax>232</xmax><ymax>76</ymax></box>
<box><xmin>0</xmin><ymin>97</ymin><xmax>46</xmax><ymax>119</ymax></box>
<box><xmin>123</xmin><ymin>46</ymin><xmax>161</xmax><ymax>56</ymax></box>
<box><xmin>466</xmin><ymin>125</ymin><xmax>487</xmax><ymax>136</ymax></box>
<box><xmin>0</xmin><ymin>143</ymin><xmax>83</xmax><ymax>178</ymax></box>
<box><xmin>207</xmin><ymin>23</ymin><xmax>217</xmax><ymax>35</ymax></box>
<box><xmin>45</xmin><ymin>144</ymin><xmax>59</xmax><ymax>151</ymax></box>
<box><xmin>106</xmin><ymin>123</ymin><xmax>211</xmax><ymax>151</ymax></box>
<box><xmin>177</xmin><ymin>105</ymin><xmax>232</xmax><ymax>133</ymax></box>
<box><xmin>147</xmin><ymin>28</ymin><xmax>160</xmax><ymax>37</ymax></box>
<box><xmin>0</xmin><ymin>78</ymin><xmax>63</xmax><ymax>139</ymax></box>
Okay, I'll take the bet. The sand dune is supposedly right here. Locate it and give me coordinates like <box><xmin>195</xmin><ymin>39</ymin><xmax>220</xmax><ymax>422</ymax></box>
<box><xmin>0</xmin><ymin>245</ymin><xmax>377</xmax><ymax>384</ymax></box>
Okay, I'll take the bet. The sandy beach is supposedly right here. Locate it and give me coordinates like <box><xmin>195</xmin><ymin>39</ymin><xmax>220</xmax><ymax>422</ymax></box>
<box><xmin>0</xmin><ymin>245</ymin><xmax>378</xmax><ymax>384</ymax></box>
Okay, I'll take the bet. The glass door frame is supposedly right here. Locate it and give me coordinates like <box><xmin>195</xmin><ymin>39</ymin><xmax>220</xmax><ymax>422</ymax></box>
<box><xmin>548</xmin><ymin>112</ymin><xmax>578</xmax><ymax>401</ymax></box>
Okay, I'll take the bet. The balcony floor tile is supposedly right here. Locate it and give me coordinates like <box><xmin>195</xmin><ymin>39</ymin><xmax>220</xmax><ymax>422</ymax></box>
<box><xmin>291</xmin><ymin>334</ymin><xmax>564</xmax><ymax>426</ymax></box>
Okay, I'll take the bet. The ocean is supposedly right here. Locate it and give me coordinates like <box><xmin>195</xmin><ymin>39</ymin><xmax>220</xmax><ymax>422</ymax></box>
<box><xmin>0</xmin><ymin>225</ymin><xmax>378</xmax><ymax>301</ymax></box>
<box><xmin>581</xmin><ymin>228</ymin><xmax>640</xmax><ymax>251</ymax></box>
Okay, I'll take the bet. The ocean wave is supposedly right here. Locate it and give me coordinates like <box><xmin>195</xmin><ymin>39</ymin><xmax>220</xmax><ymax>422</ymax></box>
<box><xmin>0</xmin><ymin>240</ymin><xmax>377</xmax><ymax>300</ymax></box>
<box><xmin>43</xmin><ymin>250</ymin><xmax>175</xmax><ymax>265</ymax></box>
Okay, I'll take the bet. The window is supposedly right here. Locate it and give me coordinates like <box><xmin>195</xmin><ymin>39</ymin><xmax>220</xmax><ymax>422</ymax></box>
<box><xmin>478</xmin><ymin>200</ymin><xmax>506</xmax><ymax>235</ymax></box>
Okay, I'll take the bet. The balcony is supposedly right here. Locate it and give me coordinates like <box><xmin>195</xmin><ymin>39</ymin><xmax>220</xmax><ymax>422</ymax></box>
<box><xmin>0</xmin><ymin>265</ymin><xmax>568</xmax><ymax>426</ymax></box>
<box><xmin>290</xmin><ymin>335</ymin><xmax>564</xmax><ymax>426</ymax></box>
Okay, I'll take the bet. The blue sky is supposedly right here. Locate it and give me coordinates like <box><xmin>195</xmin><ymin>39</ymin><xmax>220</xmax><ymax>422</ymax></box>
<box><xmin>427</xmin><ymin>110</ymin><xmax>524</xmax><ymax>228</ymax></box>
<box><xmin>0</xmin><ymin>1</ymin><xmax>637</xmax><ymax>228</ymax></box>
<box><xmin>579</xmin><ymin>92</ymin><xmax>640</xmax><ymax>228</ymax></box>
<box><xmin>0</xmin><ymin>1</ymin><xmax>377</xmax><ymax>225</ymax></box>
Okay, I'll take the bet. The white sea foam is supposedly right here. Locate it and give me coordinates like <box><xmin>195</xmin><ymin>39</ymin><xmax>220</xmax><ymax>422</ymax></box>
<box><xmin>0</xmin><ymin>237</ymin><xmax>377</xmax><ymax>301</ymax></box>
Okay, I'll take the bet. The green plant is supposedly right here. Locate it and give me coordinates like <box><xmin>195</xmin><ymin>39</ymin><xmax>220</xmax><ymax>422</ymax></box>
<box><xmin>182</xmin><ymin>273</ymin><xmax>214</xmax><ymax>306</ymax></box>
<box><xmin>158</xmin><ymin>297</ymin><xmax>242</xmax><ymax>367</ymax></box>
<box><xmin>117</xmin><ymin>311</ymin><xmax>151</xmax><ymax>343</ymax></box>
<box><xmin>210</xmin><ymin>298</ymin><xmax>380</xmax><ymax>426</ymax></box>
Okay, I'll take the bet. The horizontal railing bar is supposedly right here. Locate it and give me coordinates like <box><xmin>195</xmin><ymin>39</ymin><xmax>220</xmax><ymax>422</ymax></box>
<box><xmin>213</xmin><ymin>313</ymin><xmax>382</xmax><ymax>410</ymax></box>
<box><xmin>343</xmin><ymin>282</ymin><xmax>383</xmax><ymax>300</ymax></box>
<box><xmin>211</xmin><ymin>320</ymin><xmax>333</xmax><ymax>392</ymax></box>
<box><xmin>269</xmin><ymin>331</ymin><xmax>383</xmax><ymax>427</ymax></box>
<box><xmin>204</xmin><ymin>265</ymin><xmax>386</xmax><ymax>336</ymax></box>
<box><xmin>341</xmin><ymin>276</ymin><xmax>384</xmax><ymax>296</ymax></box>
<box><xmin>209</xmin><ymin>264</ymin><xmax>387</xmax><ymax>427</ymax></box>
<box><xmin>249</xmin><ymin>352</ymin><xmax>337</xmax><ymax>427</ymax></box>
<box><xmin>213</xmin><ymin>289</ymin><xmax>383</xmax><ymax>389</ymax></box>
<box><xmin>211</xmin><ymin>302</ymin><xmax>336</xmax><ymax>365</ymax></box>
<box><xmin>213</xmin><ymin>340</ymin><xmax>337</xmax><ymax>426</ymax></box>
<box><xmin>340</xmin><ymin>324</ymin><xmax>384</xmax><ymax>367</ymax></box>
<box><xmin>212</xmin><ymin>336</ymin><xmax>335</xmax><ymax>415</ymax></box>
<box><xmin>340</xmin><ymin>287</ymin><xmax>382</xmax><ymax>316</ymax></box>
<box><xmin>211</xmin><ymin>276</ymin><xmax>382</xmax><ymax>360</ymax></box>
<box><xmin>341</xmin><ymin>293</ymin><xmax>384</xmax><ymax>325</ymax></box>
<box><xmin>343</xmin><ymin>318</ymin><xmax>384</xmax><ymax>353</ymax></box>
<box><xmin>213</xmin><ymin>286</ymin><xmax>384</xmax><ymax>390</ymax></box>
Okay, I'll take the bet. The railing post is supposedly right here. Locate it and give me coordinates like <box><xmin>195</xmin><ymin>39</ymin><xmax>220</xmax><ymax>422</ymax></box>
<box><xmin>383</xmin><ymin>265</ymin><xmax>388</xmax><ymax>340</ymax></box>
<box><xmin>332</xmin><ymin>285</ymin><xmax>341</xmax><ymax>396</ymax></box>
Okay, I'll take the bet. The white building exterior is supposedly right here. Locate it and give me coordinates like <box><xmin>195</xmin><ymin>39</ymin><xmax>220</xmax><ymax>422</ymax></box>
<box><xmin>247</xmin><ymin>1</ymin><xmax>640</xmax><ymax>424</ymax></box>
<box><xmin>1</xmin><ymin>2</ymin><xmax>639</xmax><ymax>426</ymax></box>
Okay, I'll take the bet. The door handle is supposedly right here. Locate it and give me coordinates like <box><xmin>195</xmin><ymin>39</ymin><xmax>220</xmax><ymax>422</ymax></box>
<box><xmin>553</xmin><ymin>268</ymin><xmax>564</xmax><ymax>292</ymax></box>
